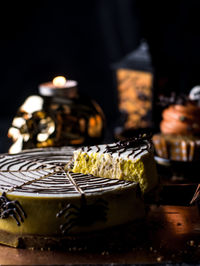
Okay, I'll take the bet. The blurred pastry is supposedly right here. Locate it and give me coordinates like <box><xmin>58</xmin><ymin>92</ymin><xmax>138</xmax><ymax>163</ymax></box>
<box><xmin>153</xmin><ymin>88</ymin><xmax>200</xmax><ymax>161</ymax></box>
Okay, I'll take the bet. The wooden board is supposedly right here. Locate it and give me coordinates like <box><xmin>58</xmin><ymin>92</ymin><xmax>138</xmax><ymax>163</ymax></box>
<box><xmin>0</xmin><ymin>205</ymin><xmax>199</xmax><ymax>265</ymax></box>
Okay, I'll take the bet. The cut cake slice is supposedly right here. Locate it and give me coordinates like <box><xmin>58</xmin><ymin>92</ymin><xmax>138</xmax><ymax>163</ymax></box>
<box><xmin>0</xmin><ymin>147</ymin><xmax>145</xmax><ymax>249</ymax></box>
<box><xmin>71</xmin><ymin>135</ymin><xmax>158</xmax><ymax>193</ymax></box>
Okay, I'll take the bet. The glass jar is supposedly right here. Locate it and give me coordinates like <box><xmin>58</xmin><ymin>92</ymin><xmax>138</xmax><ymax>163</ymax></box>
<box><xmin>8</xmin><ymin>77</ymin><xmax>105</xmax><ymax>153</ymax></box>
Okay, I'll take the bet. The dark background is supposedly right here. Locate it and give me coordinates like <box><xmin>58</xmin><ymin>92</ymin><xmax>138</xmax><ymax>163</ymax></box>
<box><xmin>1</xmin><ymin>0</ymin><xmax>200</xmax><ymax>152</ymax></box>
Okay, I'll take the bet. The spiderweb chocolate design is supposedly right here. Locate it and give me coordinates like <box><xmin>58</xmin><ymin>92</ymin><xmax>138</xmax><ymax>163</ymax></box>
<box><xmin>0</xmin><ymin>146</ymin><xmax>132</xmax><ymax>232</ymax></box>
<box><xmin>103</xmin><ymin>133</ymin><xmax>152</xmax><ymax>157</ymax></box>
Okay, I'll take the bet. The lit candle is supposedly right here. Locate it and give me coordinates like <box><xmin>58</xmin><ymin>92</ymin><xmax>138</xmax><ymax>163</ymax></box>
<box><xmin>52</xmin><ymin>76</ymin><xmax>67</xmax><ymax>87</ymax></box>
<box><xmin>39</xmin><ymin>76</ymin><xmax>78</xmax><ymax>97</ymax></box>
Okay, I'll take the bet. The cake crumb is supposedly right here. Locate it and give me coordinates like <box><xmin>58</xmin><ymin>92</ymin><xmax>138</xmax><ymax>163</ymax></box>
<box><xmin>101</xmin><ymin>251</ymin><xmax>109</xmax><ymax>256</ymax></box>
<box><xmin>189</xmin><ymin>240</ymin><xmax>195</xmax><ymax>246</ymax></box>
<box><xmin>157</xmin><ymin>256</ymin><xmax>164</xmax><ymax>262</ymax></box>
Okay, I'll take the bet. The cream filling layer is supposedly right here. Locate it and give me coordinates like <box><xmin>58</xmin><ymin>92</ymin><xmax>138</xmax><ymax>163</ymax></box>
<box><xmin>72</xmin><ymin>145</ymin><xmax>158</xmax><ymax>193</ymax></box>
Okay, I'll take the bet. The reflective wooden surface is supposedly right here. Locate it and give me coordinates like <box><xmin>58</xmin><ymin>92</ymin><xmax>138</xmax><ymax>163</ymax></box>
<box><xmin>0</xmin><ymin>204</ymin><xmax>199</xmax><ymax>265</ymax></box>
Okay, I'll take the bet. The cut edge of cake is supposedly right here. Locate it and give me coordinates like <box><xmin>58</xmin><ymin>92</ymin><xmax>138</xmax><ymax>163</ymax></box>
<box><xmin>70</xmin><ymin>135</ymin><xmax>159</xmax><ymax>194</ymax></box>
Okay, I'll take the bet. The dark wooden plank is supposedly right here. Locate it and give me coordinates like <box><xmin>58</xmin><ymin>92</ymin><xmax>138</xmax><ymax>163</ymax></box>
<box><xmin>0</xmin><ymin>205</ymin><xmax>199</xmax><ymax>264</ymax></box>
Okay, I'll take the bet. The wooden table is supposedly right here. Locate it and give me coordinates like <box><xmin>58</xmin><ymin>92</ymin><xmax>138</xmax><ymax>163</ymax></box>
<box><xmin>0</xmin><ymin>204</ymin><xmax>199</xmax><ymax>265</ymax></box>
<box><xmin>0</xmin><ymin>157</ymin><xmax>200</xmax><ymax>265</ymax></box>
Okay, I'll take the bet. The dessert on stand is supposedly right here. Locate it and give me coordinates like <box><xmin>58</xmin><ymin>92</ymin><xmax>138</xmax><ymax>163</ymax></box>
<box><xmin>153</xmin><ymin>88</ymin><xmax>200</xmax><ymax>181</ymax></box>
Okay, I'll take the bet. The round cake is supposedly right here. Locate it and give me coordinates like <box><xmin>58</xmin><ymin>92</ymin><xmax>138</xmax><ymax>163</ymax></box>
<box><xmin>0</xmin><ymin>147</ymin><xmax>145</xmax><ymax>248</ymax></box>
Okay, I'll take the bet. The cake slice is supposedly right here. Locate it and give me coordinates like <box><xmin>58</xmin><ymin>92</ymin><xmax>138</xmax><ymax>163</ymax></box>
<box><xmin>71</xmin><ymin>135</ymin><xmax>158</xmax><ymax>193</ymax></box>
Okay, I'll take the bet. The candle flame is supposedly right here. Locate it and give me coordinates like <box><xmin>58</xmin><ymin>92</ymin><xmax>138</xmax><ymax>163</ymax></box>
<box><xmin>53</xmin><ymin>76</ymin><xmax>67</xmax><ymax>87</ymax></box>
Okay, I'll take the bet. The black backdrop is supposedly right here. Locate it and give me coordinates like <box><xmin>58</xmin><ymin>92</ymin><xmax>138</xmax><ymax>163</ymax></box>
<box><xmin>1</xmin><ymin>0</ymin><xmax>200</xmax><ymax>152</ymax></box>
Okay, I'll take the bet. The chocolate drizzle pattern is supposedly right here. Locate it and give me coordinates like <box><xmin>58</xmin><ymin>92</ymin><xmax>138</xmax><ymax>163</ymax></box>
<box><xmin>95</xmin><ymin>145</ymin><xmax>100</xmax><ymax>152</ymax></box>
<box><xmin>0</xmin><ymin>146</ymin><xmax>134</xmax><ymax>232</ymax></box>
<box><xmin>102</xmin><ymin>133</ymin><xmax>152</xmax><ymax>158</ymax></box>
<box><xmin>0</xmin><ymin>147</ymin><xmax>132</xmax><ymax>196</ymax></box>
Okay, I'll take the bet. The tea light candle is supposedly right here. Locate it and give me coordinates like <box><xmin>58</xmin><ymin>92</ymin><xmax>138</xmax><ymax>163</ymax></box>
<box><xmin>39</xmin><ymin>76</ymin><xmax>78</xmax><ymax>97</ymax></box>
<box><xmin>53</xmin><ymin>76</ymin><xmax>68</xmax><ymax>87</ymax></box>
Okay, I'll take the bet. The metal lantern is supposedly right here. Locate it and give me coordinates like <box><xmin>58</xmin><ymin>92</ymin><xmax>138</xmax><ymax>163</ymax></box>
<box><xmin>113</xmin><ymin>41</ymin><xmax>154</xmax><ymax>139</ymax></box>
